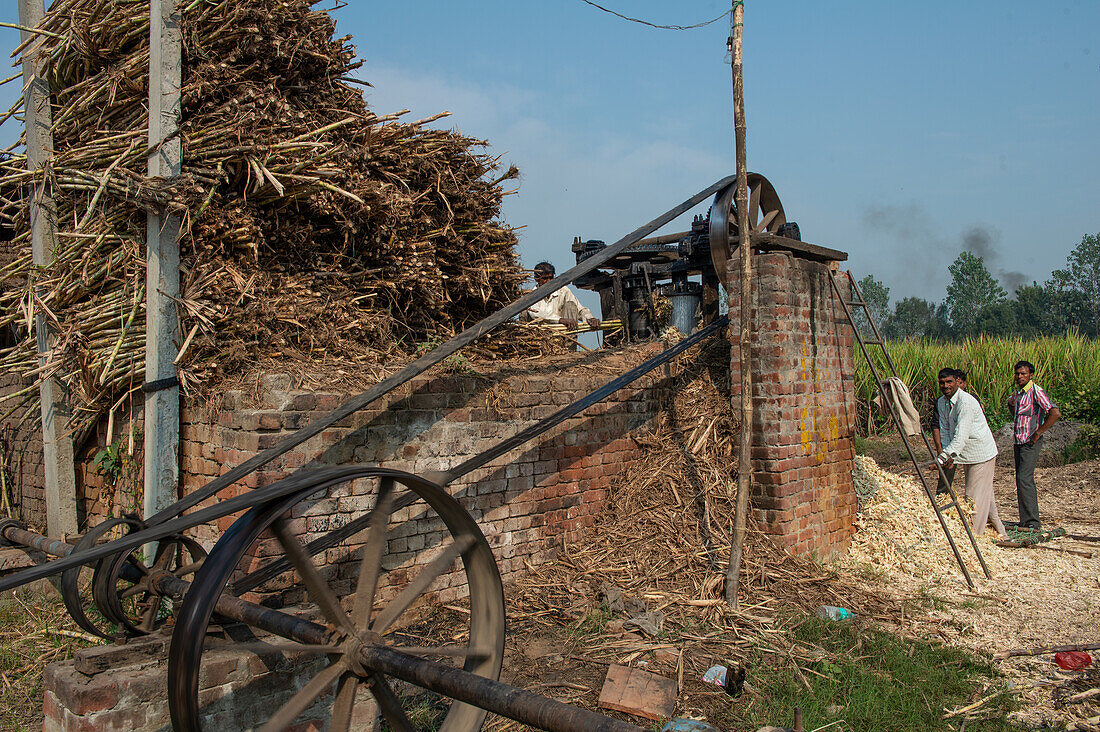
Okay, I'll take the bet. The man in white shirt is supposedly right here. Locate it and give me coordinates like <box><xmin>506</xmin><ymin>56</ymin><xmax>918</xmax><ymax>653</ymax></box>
<box><xmin>935</xmin><ymin>368</ymin><xmax>1006</xmax><ymax>538</ymax></box>
<box><xmin>524</xmin><ymin>262</ymin><xmax>600</xmax><ymax>331</ymax></box>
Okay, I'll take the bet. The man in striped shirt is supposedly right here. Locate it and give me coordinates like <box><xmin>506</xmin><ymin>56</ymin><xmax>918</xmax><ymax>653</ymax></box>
<box><xmin>1006</xmin><ymin>360</ymin><xmax>1061</xmax><ymax>530</ymax></box>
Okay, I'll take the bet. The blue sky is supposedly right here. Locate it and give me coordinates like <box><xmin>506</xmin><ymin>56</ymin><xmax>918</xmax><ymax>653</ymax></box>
<box><xmin>3</xmin><ymin>0</ymin><xmax>1098</xmax><ymax>313</ymax></box>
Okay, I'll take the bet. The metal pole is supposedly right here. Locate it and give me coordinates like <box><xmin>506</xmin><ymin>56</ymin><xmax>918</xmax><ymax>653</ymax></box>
<box><xmin>18</xmin><ymin>0</ymin><xmax>78</xmax><ymax>539</ymax></box>
<box><xmin>726</xmin><ymin>0</ymin><xmax>753</xmax><ymax>607</ymax></box>
<box><xmin>144</xmin><ymin>0</ymin><xmax>183</xmax><ymax>522</ymax></box>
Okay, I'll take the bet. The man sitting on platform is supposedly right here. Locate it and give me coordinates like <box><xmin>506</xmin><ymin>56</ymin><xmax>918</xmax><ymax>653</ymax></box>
<box><xmin>523</xmin><ymin>261</ymin><xmax>600</xmax><ymax>331</ymax></box>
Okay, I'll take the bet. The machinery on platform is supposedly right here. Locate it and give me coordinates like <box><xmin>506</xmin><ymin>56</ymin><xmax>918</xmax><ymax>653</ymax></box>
<box><xmin>0</xmin><ymin>175</ymin><xmax>802</xmax><ymax>732</ymax></box>
<box><xmin>573</xmin><ymin>172</ymin><xmax>798</xmax><ymax>340</ymax></box>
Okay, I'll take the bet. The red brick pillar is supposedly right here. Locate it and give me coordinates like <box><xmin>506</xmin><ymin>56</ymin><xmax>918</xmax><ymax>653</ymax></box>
<box><xmin>728</xmin><ymin>252</ymin><xmax>858</xmax><ymax>558</ymax></box>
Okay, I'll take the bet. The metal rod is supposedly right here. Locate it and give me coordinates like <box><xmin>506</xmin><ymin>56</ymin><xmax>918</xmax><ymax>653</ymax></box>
<box><xmin>3</xmin><ymin>523</ymin><xmax>74</xmax><ymax>559</ymax></box>
<box><xmin>361</xmin><ymin>645</ymin><xmax>645</xmax><ymax>732</ymax></box>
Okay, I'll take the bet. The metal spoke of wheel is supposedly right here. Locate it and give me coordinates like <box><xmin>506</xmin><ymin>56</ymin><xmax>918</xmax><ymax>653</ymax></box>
<box><xmin>205</xmin><ymin>639</ymin><xmax>338</xmax><ymax>657</ymax></box>
<box><xmin>120</xmin><ymin>584</ymin><xmax>145</xmax><ymax>600</ymax></box>
<box><xmin>328</xmin><ymin>673</ymin><xmax>360</xmax><ymax>732</ymax></box>
<box><xmin>258</xmin><ymin>660</ymin><xmax>348</xmax><ymax>732</ymax></box>
<box><xmin>176</xmin><ymin>560</ymin><xmax>203</xmax><ymax>576</ymax></box>
<box><xmin>748</xmin><ymin>180</ymin><xmax>761</xmax><ymax>225</ymax></box>
<box><xmin>371</xmin><ymin>534</ymin><xmax>475</xmax><ymax>635</ymax></box>
<box><xmin>140</xmin><ymin>595</ymin><xmax>163</xmax><ymax>632</ymax></box>
<box><xmin>389</xmin><ymin>645</ymin><xmax>494</xmax><ymax>660</ymax></box>
<box><xmin>232</xmin><ymin>487</ymin><xmax>412</xmax><ymax>596</ymax></box>
<box><xmin>369</xmin><ymin>673</ymin><xmax>415</xmax><ymax>732</ymax></box>
<box><xmin>754</xmin><ymin>208</ymin><xmax>779</xmax><ymax>233</ymax></box>
<box><xmin>153</xmin><ymin>547</ymin><xmax>174</xmax><ymax>573</ymax></box>
<box><xmin>350</xmin><ymin>477</ymin><xmax>396</xmax><ymax>629</ymax></box>
<box><xmin>271</xmin><ymin>517</ymin><xmax>355</xmax><ymax>635</ymax></box>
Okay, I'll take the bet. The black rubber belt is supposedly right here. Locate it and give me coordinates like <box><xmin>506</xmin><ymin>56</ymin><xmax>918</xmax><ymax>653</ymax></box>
<box><xmin>142</xmin><ymin>376</ymin><xmax>179</xmax><ymax>393</ymax></box>
<box><xmin>145</xmin><ymin>175</ymin><xmax>737</xmax><ymax>526</ymax></box>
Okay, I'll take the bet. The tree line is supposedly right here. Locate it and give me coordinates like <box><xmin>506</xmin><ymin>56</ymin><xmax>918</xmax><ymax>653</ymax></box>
<box><xmin>857</xmin><ymin>233</ymin><xmax>1099</xmax><ymax>339</ymax></box>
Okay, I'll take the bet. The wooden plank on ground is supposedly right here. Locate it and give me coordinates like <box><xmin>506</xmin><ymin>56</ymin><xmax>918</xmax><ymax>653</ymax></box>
<box><xmin>598</xmin><ymin>664</ymin><xmax>677</xmax><ymax>721</ymax></box>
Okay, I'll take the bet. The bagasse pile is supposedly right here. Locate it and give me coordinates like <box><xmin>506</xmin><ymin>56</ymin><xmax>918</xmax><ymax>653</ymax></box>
<box><xmin>0</xmin><ymin>0</ymin><xmax>526</xmax><ymax>438</ymax></box>
<box><xmin>510</xmin><ymin>338</ymin><xmax>903</xmax><ymax>643</ymax></box>
<box><xmin>846</xmin><ymin>455</ymin><xmax>1010</xmax><ymax>578</ymax></box>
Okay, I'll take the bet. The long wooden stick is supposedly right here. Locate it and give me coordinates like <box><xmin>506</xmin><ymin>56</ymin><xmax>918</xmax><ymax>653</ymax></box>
<box><xmin>725</xmin><ymin>0</ymin><xmax>752</xmax><ymax>608</ymax></box>
<box><xmin>994</xmin><ymin>641</ymin><xmax>1100</xmax><ymax>660</ymax></box>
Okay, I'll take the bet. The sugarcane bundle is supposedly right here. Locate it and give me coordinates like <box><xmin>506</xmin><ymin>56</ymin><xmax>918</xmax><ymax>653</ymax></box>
<box><xmin>0</xmin><ymin>0</ymin><xmax>527</xmax><ymax>440</ymax></box>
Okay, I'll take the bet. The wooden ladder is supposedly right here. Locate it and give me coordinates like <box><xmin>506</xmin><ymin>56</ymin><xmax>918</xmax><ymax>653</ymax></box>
<box><xmin>828</xmin><ymin>269</ymin><xmax>991</xmax><ymax>589</ymax></box>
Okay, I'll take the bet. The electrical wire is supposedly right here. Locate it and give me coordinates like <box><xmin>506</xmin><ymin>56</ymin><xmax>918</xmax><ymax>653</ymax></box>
<box><xmin>579</xmin><ymin>0</ymin><xmax>732</xmax><ymax>31</ymax></box>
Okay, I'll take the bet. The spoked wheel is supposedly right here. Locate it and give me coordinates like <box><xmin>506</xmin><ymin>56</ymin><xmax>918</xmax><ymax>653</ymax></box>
<box><xmin>93</xmin><ymin>532</ymin><xmax>206</xmax><ymax>635</ymax></box>
<box><xmin>168</xmin><ymin>467</ymin><xmax>505</xmax><ymax>732</ymax></box>
<box><xmin>708</xmin><ymin>172</ymin><xmax>787</xmax><ymax>283</ymax></box>
<box><xmin>60</xmin><ymin>515</ymin><xmax>145</xmax><ymax>639</ymax></box>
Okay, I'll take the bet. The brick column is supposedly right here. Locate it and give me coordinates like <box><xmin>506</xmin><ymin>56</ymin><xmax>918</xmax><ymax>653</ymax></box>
<box><xmin>728</xmin><ymin>252</ymin><xmax>858</xmax><ymax>558</ymax></box>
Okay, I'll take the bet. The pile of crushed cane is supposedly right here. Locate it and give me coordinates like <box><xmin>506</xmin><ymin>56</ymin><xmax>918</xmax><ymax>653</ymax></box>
<box><xmin>844</xmin><ymin>455</ymin><xmax>1008</xmax><ymax>579</ymax></box>
<box><xmin>0</xmin><ymin>0</ymin><xmax>530</xmax><ymax>439</ymax></box>
<box><xmin>508</xmin><ymin>337</ymin><xmax>910</xmax><ymax>674</ymax></box>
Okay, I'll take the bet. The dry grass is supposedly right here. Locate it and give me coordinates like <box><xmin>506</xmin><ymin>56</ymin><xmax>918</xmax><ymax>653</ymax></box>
<box><xmin>0</xmin><ymin>586</ymin><xmax>97</xmax><ymax>732</ymax></box>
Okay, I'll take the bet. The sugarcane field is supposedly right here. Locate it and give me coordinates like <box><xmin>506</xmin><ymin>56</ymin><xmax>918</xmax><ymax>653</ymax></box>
<box><xmin>0</xmin><ymin>1</ymin><xmax>1098</xmax><ymax>731</ymax></box>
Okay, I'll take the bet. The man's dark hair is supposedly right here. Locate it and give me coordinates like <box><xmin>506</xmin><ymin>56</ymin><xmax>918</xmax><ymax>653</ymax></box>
<box><xmin>955</xmin><ymin>369</ymin><xmax>967</xmax><ymax>381</ymax></box>
<box><xmin>938</xmin><ymin>367</ymin><xmax>957</xmax><ymax>380</ymax></box>
<box><xmin>1014</xmin><ymin>360</ymin><xmax>1035</xmax><ymax>374</ymax></box>
<box><xmin>533</xmin><ymin>261</ymin><xmax>555</xmax><ymax>277</ymax></box>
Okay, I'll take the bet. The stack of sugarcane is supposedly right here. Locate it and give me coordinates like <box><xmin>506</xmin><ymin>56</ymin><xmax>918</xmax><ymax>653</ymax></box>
<box><xmin>0</xmin><ymin>0</ymin><xmax>527</xmax><ymax>440</ymax></box>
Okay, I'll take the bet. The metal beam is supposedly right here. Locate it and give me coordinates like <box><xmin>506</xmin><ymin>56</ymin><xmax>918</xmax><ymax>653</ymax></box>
<box><xmin>18</xmin><ymin>0</ymin><xmax>78</xmax><ymax>538</ymax></box>
<box><xmin>143</xmin><ymin>0</ymin><xmax>183</xmax><ymax>521</ymax></box>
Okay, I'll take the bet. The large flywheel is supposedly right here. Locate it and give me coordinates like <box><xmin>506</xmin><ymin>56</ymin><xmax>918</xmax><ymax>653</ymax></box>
<box><xmin>708</xmin><ymin>172</ymin><xmax>787</xmax><ymax>283</ymax></box>
<box><xmin>168</xmin><ymin>467</ymin><xmax>505</xmax><ymax>732</ymax></box>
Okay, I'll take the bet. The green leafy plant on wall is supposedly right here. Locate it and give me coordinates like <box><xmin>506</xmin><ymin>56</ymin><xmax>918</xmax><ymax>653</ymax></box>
<box><xmin>90</xmin><ymin>429</ymin><xmax>141</xmax><ymax>518</ymax></box>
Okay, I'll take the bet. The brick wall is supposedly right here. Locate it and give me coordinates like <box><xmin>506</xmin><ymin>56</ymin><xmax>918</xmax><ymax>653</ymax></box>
<box><xmin>44</xmin><ymin>634</ymin><xmax>377</xmax><ymax>731</ymax></box>
<box><xmin>0</xmin><ymin>372</ymin><xmax>46</xmax><ymax>525</ymax></box>
<box><xmin>174</xmin><ymin>347</ymin><xmax>672</xmax><ymax>602</ymax></box>
<box><xmin>728</xmin><ymin>252</ymin><xmax>858</xmax><ymax>558</ymax></box>
<box><xmin>39</xmin><ymin>346</ymin><xmax>678</xmax><ymax>731</ymax></box>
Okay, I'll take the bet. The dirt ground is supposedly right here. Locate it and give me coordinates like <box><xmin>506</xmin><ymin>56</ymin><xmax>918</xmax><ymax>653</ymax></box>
<box><xmin>2</xmin><ymin>450</ymin><xmax>1096</xmax><ymax>731</ymax></box>
<box><xmin>913</xmin><ymin>457</ymin><xmax>1100</xmax><ymax>729</ymax></box>
<box><xmin>478</xmin><ymin>455</ymin><xmax>1100</xmax><ymax>732</ymax></box>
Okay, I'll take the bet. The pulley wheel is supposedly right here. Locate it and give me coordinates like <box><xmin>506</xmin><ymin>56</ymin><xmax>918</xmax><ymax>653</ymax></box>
<box><xmin>93</xmin><ymin>532</ymin><xmax>206</xmax><ymax>636</ymax></box>
<box><xmin>60</xmin><ymin>516</ymin><xmax>144</xmax><ymax>639</ymax></box>
<box><xmin>168</xmin><ymin>467</ymin><xmax>505</xmax><ymax>732</ymax></box>
<box><xmin>708</xmin><ymin>172</ymin><xmax>787</xmax><ymax>284</ymax></box>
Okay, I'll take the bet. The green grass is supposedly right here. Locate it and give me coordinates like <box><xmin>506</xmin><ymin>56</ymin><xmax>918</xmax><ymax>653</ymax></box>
<box><xmin>571</xmin><ymin>603</ymin><xmax>613</xmax><ymax>637</ymax></box>
<box><xmin>857</xmin><ymin>333</ymin><xmax>1100</xmax><ymax>434</ymax></box>
<box><xmin>1061</xmin><ymin>424</ymin><xmax>1100</xmax><ymax>464</ymax></box>
<box><xmin>0</xmin><ymin>590</ymin><xmax>98</xmax><ymax>732</ymax></box>
<box><xmin>711</xmin><ymin>615</ymin><xmax>1025</xmax><ymax>732</ymax></box>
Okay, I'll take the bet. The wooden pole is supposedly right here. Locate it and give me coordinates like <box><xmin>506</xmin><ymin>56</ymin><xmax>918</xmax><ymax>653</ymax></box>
<box><xmin>18</xmin><ymin>0</ymin><xmax>78</xmax><ymax>538</ymax></box>
<box><xmin>143</xmin><ymin>0</ymin><xmax>183</xmax><ymax>522</ymax></box>
<box><xmin>725</xmin><ymin>0</ymin><xmax>753</xmax><ymax>608</ymax></box>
